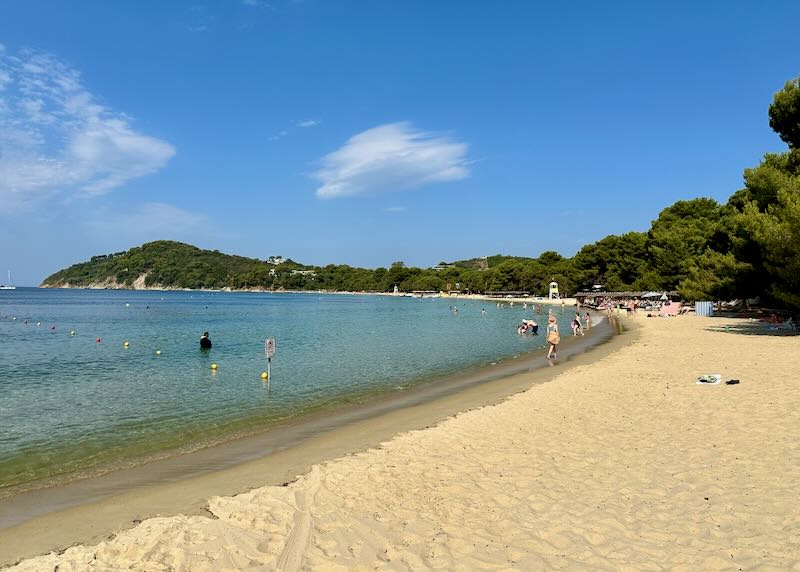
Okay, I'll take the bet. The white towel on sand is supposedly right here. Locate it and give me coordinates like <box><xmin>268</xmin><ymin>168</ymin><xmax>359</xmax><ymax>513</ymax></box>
<box><xmin>696</xmin><ymin>374</ymin><xmax>722</xmax><ymax>385</ymax></box>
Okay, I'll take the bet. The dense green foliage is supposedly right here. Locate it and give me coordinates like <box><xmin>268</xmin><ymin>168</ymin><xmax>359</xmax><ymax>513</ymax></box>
<box><xmin>769</xmin><ymin>78</ymin><xmax>800</xmax><ymax>149</ymax></box>
<box><xmin>43</xmin><ymin>242</ymin><xmax>276</xmax><ymax>290</ymax></box>
<box><xmin>43</xmin><ymin>77</ymin><xmax>800</xmax><ymax>316</ymax></box>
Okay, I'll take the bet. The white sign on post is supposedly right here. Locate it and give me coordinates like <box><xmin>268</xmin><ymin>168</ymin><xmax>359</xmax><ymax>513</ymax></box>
<box><xmin>264</xmin><ymin>337</ymin><xmax>276</xmax><ymax>382</ymax></box>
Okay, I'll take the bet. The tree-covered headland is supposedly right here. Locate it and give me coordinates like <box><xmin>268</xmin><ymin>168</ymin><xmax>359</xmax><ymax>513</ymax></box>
<box><xmin>42</xmin><ymin>77</ymin><xmax>800</xmax><ymax>317</ymax></box>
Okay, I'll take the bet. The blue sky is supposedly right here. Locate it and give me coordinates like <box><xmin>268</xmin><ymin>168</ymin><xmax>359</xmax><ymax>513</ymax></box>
<box><xmin>1</xmin><ymin>1</ymin><xmax>798</xmax><ymax>285</ymax></box>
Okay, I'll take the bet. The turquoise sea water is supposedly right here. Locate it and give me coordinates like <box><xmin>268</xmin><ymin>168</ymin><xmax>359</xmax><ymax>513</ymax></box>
<box><xmin>0</xmin><ymin>288</ymin><xmax>576</xmax><ymax>492</ymax></box>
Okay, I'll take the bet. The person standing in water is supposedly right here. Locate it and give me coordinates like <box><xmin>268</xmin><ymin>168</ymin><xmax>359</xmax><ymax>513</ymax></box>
<box><xmin>200</xmin><ymin>331</ymin><xmax>212</xmax><ymax>349</ymax></box>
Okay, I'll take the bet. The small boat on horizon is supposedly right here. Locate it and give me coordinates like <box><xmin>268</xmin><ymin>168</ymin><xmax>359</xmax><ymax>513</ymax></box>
<box><xmin>0</xmin><ymin>270</ymin><xmax>16</xmax><ymax>290</ymax></box>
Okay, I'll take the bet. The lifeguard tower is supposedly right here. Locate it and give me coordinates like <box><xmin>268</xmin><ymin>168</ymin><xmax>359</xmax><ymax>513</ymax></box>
<box><xmin>548</xmin><ymin>281</ymin><xmax>560</xmax><ymax>300</ymax></box>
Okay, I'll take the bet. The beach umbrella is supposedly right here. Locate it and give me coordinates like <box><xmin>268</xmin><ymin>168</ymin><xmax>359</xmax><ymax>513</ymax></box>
<box><xmin>660</xmin><ymin>293</ymin><xmax>669</xmax><ymax>301</ymax></box>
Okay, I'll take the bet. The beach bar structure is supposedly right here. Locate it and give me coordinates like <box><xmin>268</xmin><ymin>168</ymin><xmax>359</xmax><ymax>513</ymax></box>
<box><xmin>574</xmin><ymin>290</ymin><xmax>680</xmax><ymax>304</ymax></box>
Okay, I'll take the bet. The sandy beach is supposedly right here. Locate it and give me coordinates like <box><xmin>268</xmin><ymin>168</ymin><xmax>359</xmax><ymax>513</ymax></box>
<box><xmin>5</xmin><ymin>314</ymin><xmax>800</xmax><ymax>570</ymax></box>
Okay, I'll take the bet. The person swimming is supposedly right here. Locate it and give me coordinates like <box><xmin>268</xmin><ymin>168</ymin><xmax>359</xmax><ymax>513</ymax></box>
<box><xmin>200</xmin><ymin>331</ymin><xmax>212</xmax><ymax>349</ymax></box>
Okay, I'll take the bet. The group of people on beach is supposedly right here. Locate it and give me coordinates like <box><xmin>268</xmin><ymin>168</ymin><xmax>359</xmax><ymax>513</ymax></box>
<box><xmin>446</xmin><ymin>303</ymin><xmax>595</xmax><ymax>361</ymax></box>
<box><xmin>571</xmin><ymin>312</ymin><xmax>591</xmax><ymax>336</ymax></box>
<box><xmin>545</xmin><ymin>311</ymin><xmax>593</xmax><ymax>360</ymax></box>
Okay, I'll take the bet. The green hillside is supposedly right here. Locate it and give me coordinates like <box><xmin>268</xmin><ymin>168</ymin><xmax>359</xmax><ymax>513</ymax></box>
<box><xmin>449</xmin><ymin>255</ymin><xmax>535</xmax><ymax>270</ymax></box>
<box><xmin>42</xmin><ymin>241</ymin><xmax>293</xmax><ymax>290</ymax></box>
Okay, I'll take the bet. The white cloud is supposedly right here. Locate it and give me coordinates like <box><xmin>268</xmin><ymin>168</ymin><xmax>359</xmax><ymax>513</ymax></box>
<box><xmin>0</xmin><ymin>48</ymin><xmax>175</xmax><ymax>213</ymax></box>
<box><xmin>85</xmin><ymin>203</ymin><xmax>206</xmax><ymax>238</ymax></box>
<box><xmin>383</xmin><ymin>206</ymin><xmax>407</xmax><ymax>212</ymax></box>
<box><xmin>269</xmin><ymin>129</ymin><xmax>289</xmax><ymax>141</ymax></box>
<box><xmin>0</xmin><ymin>69</ymin><xmax>10</xmax><ymax>91</ymax></box>
<box><xmin>296</xmin><ymin>118</ymin><xmax>319</xmax><ymax>128</ymax></box>
<box><xmin>313</xmin><ymin>122</ymin><xmax>469</xmax><ymax>199</ymax></box>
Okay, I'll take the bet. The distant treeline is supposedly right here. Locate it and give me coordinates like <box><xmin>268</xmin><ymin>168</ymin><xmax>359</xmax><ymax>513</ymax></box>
<box><xmin>42</xmin><ymin>77</ymin><xmax>800</xmax><ymax>316</ymax></box>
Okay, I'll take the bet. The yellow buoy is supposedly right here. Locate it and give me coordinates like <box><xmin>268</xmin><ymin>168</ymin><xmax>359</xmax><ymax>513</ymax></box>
<box><xmin>155</xmin><ymin>350</ymin><xmax>161</xmax><ymax>356</ymax></box>
<box><xmin>210</xmin><ymin>363</ymin><xmax>218</xmax><ymax>370</ymax></box>
<box><xmin>123</xmin><ymin>341</ymin><xmax>129</xmax><ymax>348</ymax></box>
<box><xmin>261</xmin><ymin>371</ymin><xmax>268</xmax><ymax>380</ymax></box>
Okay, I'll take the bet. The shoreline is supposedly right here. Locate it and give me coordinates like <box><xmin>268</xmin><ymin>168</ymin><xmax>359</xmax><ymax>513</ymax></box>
<box><xmin>0</xmin><ymin>296</ymin><xmax>588</xmax><ymax>501</ymax></box>
<box><xmin>34</xmin><ymin>285</ymin><xmax>578</xmax><ymax>306</ymax></box>
<box><xmin>8</xmin><ymin>315</ymin><xmax>799</xmax><ymax>569</ymax></box>
<box><xmin>0</xmin><ymin>315</ymin><xmax>623</xmax><ymax>566</ymax></box>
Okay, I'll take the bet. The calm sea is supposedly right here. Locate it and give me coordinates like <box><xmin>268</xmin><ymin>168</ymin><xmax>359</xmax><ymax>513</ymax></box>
<box><xmin>0</xmin><ymin>288</ymin><xmax>577</xmax><ymax>492</ymax></box>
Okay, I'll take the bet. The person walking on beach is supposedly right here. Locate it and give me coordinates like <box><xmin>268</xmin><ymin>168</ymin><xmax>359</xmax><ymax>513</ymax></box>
<box><xmin>585</xmin><ymin>312</ymin><xmax>592</xmax><ymax>331</ymax></box>
<box><xmin>574</xmin><ymin>311</ymin><xmax>584</xmax><ymax>336</ymax></box>
<box><xmin>200</xmin><ymin>331</ymin><xmax>212</xmax><ymax>349</ymax></box>
<box><xmin>546</xmin><ymin>316</ymin><xmax>560</xmax><ymax>360</ymax></box>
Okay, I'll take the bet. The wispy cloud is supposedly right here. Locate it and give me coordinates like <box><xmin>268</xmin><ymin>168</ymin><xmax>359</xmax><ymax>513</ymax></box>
<box><xmin>84</xmin><ymin>203</ymin><xmax>206</xmax><ymax>239</ymax></box>
<box><xmin>0</xmin><ymin>48</ymin><xmax>175</xmax><ymax>213</ymax></box>
<box><xmin>269</xmin><ymin>119</ymin><xmax>318</xmax><ymax>141</ymax></box>
<box><xmin>183</xmin><ymin>4</ymin><xmax>214</xmax><ymax>32</ymax></box>
<box><xmin>313</xmin><ymin>122</ymin><xmax>469</xmax><ymax>199</ymax></box>
<box><xmin>383</xmin><ymin>206</ymin><xmax>407</xmax><ymax>212</ymax></box>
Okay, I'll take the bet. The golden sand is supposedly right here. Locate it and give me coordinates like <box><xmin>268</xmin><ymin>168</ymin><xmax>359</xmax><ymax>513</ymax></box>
<box><xmin>6</xmin><ymin>316</ymin><xmax>800</xmax><ymax>570</ymax></box>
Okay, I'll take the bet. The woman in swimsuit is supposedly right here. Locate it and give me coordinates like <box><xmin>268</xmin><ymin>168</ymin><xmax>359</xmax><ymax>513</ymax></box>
<box><xmin>546</xmin><ymin>316</ymin><xmax>560</xmax><ymax>360</ymax></box>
